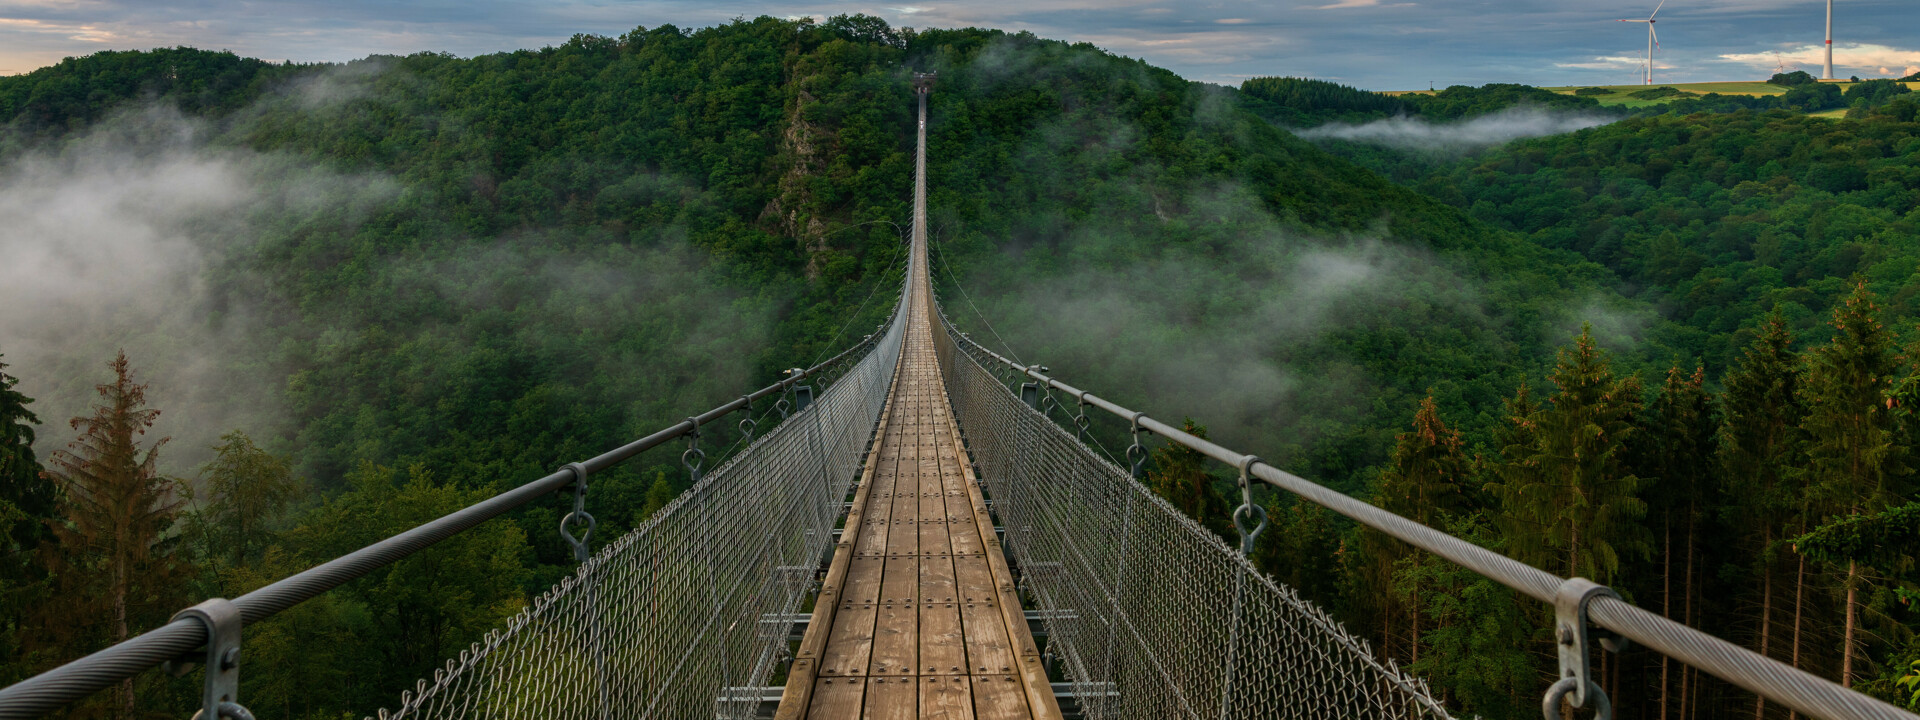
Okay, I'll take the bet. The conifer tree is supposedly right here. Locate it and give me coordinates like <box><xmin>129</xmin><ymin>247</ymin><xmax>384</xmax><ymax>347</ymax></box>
<box><xmin>1718</xmin><ymin>312</ymin><xmax>1806</xmax><ymax>718</ymax></box>
<box><xmin>0</xmin><ymin>354</ymin><xmax>52</xmax><ymax>538</ymax></box>
<box><xmin>1641</xmin><ymin>363</ymin><xmax>1717</xmax><ymax>720</ymax></box>
<box><xmin>1366</xmin><ymin>392</ymin><xmax>1471</xmax><ymax>664</ymax></box>
<box><xmin>1799</xmin><ymin>281</ymin><xmax>1908</xmax><ymax>687</ymax></box>
<box><xmin>1488</xmin><ymin>325</ymin><xmax>1648</xmax><ymax>583</ymax></box>
<box><xmin>38</xmin><ymin>352</ymin><xmax>188</xmax><ymax>716</ymax></box>
<box><xmin>0</xmin><ymin>354</ymin><xmax>53</xmax><ymax>686</ymax></box>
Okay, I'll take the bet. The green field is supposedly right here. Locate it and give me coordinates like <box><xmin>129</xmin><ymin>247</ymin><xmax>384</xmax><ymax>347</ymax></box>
<box><xmin>1535</xmin><ymin>80</ymin><xmax>1920</xmax><ymax>108</ymax></box>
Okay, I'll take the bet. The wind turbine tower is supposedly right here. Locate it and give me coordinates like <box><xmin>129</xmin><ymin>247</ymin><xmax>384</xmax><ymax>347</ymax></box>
<box><xmin>1824</xmin><ymin>0</ymin><xmax>1834</xmax><ymax>79</ymax></box>
<box><xmin>1618</xmin><ymin>0</ymin><xmax>1666</xmax><ymax>85</ymax></box>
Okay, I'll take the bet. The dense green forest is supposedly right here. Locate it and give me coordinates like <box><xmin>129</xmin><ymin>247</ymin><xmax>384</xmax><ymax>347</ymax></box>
<box><xmin>0</xmin><ymin>13</ymin><xmax>1916</xmax><ymax>720</ymax></box>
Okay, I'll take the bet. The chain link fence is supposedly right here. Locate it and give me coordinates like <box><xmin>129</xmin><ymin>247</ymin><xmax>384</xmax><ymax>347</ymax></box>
<box><xmin>370</xmin><ymin>303</ymin><xmax>906</xmax><ymax>720</ymax></box>
<box><xmin>932</xmin><ymin>311</ymin><xmax>1454</xmax><ymax>720</ymax></box>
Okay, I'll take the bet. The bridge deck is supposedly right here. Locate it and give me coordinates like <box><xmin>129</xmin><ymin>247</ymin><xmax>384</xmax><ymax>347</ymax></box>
<box><xmin>775</xmin><ymin>84</ymin><xmax>1061</xmax><ymax>720</ymax></box>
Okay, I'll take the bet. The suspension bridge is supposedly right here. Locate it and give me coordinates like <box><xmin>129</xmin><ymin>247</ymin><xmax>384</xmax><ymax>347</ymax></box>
<box><xmin>2</xmin><ymin>76</ymin><xmax>1916</xmax><ymax>720</ymax></box>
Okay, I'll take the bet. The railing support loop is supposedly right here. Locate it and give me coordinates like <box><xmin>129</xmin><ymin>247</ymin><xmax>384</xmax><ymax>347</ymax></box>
<box><xmin>557</xmin><ymin>462</ymin><xmax>595</xmax><ymax>563</ymax></box>
<box><xmin>1125</xmin><ymin>412</ymin><xmax>1150</xmax><ymax>480</ymax></box>
<box><xmin>682</xmin><ymin>417</ymin><xmax>706</xmax><ymax>485</ymax></box>
<box><xmin>1545</xmin><ymin>577</ymin><xmax>1622</xmax><ymax>720</ymax></box>
<box><xmin>170</xmin><ymin>598</ymin><xmax>254</xmax><ymax>720</ymax></box>
<box><xmin>1230</xmin><ymin>455</ymin><xmax>1268</xmax><ymax>555</ymax></box>
<box><xmin>1073</xmin><ymin>392</ymin><xmax>1091</xmax><ymax>442</ymax></box>
<box><xmin>737</xmin><ymin>396</ymin><xmax>756</xmax><ymax>443</ymax></box>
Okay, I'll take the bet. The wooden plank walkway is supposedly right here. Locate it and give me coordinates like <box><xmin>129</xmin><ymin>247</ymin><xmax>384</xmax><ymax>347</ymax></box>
<box><xmin>775</xmin><ymin>81</ymin><xmax>1061</xmax><ymax>720</ymax></box>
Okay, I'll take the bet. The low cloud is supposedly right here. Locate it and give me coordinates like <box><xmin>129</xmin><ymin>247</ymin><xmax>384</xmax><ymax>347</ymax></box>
<box><xmin>1297</xmin><ymin>106</ymin><xmax>1614</xmax><ymax>153</ymax></box>
<box><xmin>0</xmin><ymin>106</ymin><xmax>394</xmax><ymax>474</ymax></box>
<box><xmin>1720</xmin><ymin>43</ymin><xmax>1920</xmax><ymax>77</ymax></box>
<box><xmin>1555</xmin><ymin>55</ymin><xmax>1672</xmax><ymax>71</ymax></box>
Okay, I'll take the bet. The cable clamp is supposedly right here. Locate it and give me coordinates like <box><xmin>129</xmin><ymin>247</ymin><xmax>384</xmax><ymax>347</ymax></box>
<box><xmin>171</xmin><ymin>598</ymin><xmax>256</xmax><ymax>720</ymax></box>
<box><xmin>1544</xmin><ymin>577</ymin><xmax>1623</xmax><ymax>720</ymax></box>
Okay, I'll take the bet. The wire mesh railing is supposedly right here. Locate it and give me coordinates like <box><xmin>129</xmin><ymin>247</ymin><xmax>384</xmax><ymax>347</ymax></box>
<box><xmin>930</xmin><ymin>308</ymin><xmax>1454</xmax><ymax>720</ymax></box>
<box><xmin>0</xmin><ymin>285</ymin><xmax>906</xmax><ymax>720</ymax></box>
<box><xmin>932</xmin><ymin>299</ymin><xmax>1920</xmax><ymax>720</ymax></box>
<box><xmin>371</xmin><ymin>300</ymin><xmax>907</xmax><ymax>720</ymax></box>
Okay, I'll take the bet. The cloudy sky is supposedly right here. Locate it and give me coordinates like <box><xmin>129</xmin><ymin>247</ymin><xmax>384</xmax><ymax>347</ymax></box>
<box><xmin>1</xmin><ymin>0</ymin><xmax>1915</xmax><ymax>89</ymax></box>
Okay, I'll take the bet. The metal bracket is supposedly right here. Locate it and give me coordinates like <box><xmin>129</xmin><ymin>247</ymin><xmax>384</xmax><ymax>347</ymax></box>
<box><xmin>794</xmin><ymin>384</ymin><xmax>814</xmax><ymax>413</ymax></box>
<box><xmin>1544</xmin><ymin>577</ymin><xmax>1620</xmax><ymax>720</ymax></box>
<box><xmin>558</xmin><ymin>462</ymin><xmax>595</xmax><ymax>563</ymax></box>
<box><xmin>1230</xmin><ymin>455</ymin><xmax>1268</xmax><ymax>555</ymax></box>
<box><xmin>1020</xmin><ymin>382</ymin><xmax>1040</xmax><ymax>410</ymax></box>
<box><xmin>171</xmin><ymin>598</ymin><xmax>255</xmax><ymax>720</ymax></box>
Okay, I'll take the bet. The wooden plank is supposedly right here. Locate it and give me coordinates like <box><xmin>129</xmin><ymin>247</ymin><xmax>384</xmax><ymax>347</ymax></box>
<box><xmin>919</xmin><ymin>675</ymin><xmax>976</xmax><ymax>720</ymax></box>
<box><xmin>869</xmin><ymin>571</ymin><xmax>918</xmax><ymax>676</ymax></box>
<box><xmin>809</xmin><ymin>675</ymin><xmax>867</xmax><ymax>718</ymax></box>
<box><xmin>820</xmin><ymin>606</ymin><xmax>878</xmax><ymax>678</ymax></box>
<box><xmin>880</xmin><ymin>556</ymin><xmax>919</xmax><ymax>604</ymax></box>
<box><xmin>920</xmin><ymin>595</ymin><xmax>967</xmax><ymax>676</ymax></box>
<box><xmin>885</xmin><ymin>477</ymin><xmax>919</xmax><ymax>559</ymax></box>
<box><xmin>959</xmin><ymin>596</ymin><xmax>1017</xmax><ymax>676</ymax></box>
<box><xmin>970</xmin><ymin>675</ymin><xmax>1032</xmax><ymax>720</ymax></box>
<box><xmin>843</xmin><ymin>558</ymin><xmax>885</xmax><ymax>603</ymax></box>
<box><xmin>919</xmin><ymin>552</ymin><xmax>958</xmax><ymax>603</ymax></box>
<box><xmin>953</xmin><ymin>557</ymin><xmax>997</xmax><ymax>605</ymax></box>
<box><xmin>919</xmin><ymin>493</ymin><xmax>951</xmax><ymax>553</ymax></box>
<box><xmin>861</xmin><ymin>677</ymin><xmax>918</xmax><ymax>720</ymax></box>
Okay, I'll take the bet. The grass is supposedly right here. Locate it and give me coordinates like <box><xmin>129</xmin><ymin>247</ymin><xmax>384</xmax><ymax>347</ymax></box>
<box><xmin>1539</xmin><ymin>82</ymin><xmax>1788</xmax><ymax>108</ymax></box>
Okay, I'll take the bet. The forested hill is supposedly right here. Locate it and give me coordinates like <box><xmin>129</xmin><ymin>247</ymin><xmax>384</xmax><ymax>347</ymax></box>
<box><xmin>3</xmin><ymin>16</ymin><xmax>1628</xmax><ymax>719</ymax></box>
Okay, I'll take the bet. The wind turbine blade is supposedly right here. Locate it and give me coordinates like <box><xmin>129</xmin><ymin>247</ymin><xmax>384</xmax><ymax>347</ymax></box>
<box><xmin>1651</xmin><ymin>25</ymin><xmax>1659</xmax><ymax>48</ymax></box>
<box><xmin>1649</xmin><ymin>0</ymin><xmax>1666</xmax><ymax>19</ymax></box>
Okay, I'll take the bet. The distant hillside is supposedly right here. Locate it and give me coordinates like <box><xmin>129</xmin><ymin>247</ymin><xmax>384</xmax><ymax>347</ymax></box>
<box><xmin>1237</xmin><ymin>77</ymin><xmax>1607</xmax><ymax>127</ymax></box>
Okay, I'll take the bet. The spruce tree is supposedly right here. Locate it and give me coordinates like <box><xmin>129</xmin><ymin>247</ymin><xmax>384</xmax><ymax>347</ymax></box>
<box><xmin>1799</xmin><ymin>281</ymin><xmax>1908</xmax><ymax>687</ymax></box>
<box><xmin>0</xmin><ymin>354</ymin><xmax>52</xmax><ymax>534</ymax></box>
<box><xmin>1365</xmin><ymin>392</ymin><xmax>1472</xmax><ymax>664</ymax></box>
<box><xmin>1718</xmin><ymin>312</ymin><xmax>1806</xmax><ymax>718</ymax></box>
<box><xmin>1488</xmin><ymin>325</ymin><xmax>1649</xmax><ymax>583</ymax></box>
<box><xmin>38</xmin><ymin>352</ymin><xmax>188</xmax><ymax>716</ymax></box>
<box><xmin>0</xmin><ymin>354</ymin><xmax>53</xmax><ymax>686</ymax></box>
<box><xmin>1641</xmin><ymin>363</ymin><xmax>1717</xmax><ymax>720</ymax></box>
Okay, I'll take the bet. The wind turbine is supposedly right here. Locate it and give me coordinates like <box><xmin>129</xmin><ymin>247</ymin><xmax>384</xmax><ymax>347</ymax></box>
<box><xmin>1823</xmin><ymin>0</ymin><xmax>1833</xmax><ymax>79</ymax></box>
<box><xmin>1618</xmin><ymin>0</ymin><xmax>1666</xmax><ymax>85</ymax></box>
